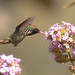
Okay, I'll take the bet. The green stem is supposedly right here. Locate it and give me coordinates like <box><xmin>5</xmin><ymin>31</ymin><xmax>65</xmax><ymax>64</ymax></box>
<box><xmin>68</xmin><ymin>52</ymin><xmax>75</xmax><ymax>75</ymax></box>
<box><xmin>68</xmin><ymin>52</ymin><xmax>74</xmax><ymax>66</ymax></box>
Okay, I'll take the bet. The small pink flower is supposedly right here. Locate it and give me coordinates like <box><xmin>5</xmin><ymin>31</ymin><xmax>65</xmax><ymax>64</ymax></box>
<box><xmin>73</xmin><ymin>48</ymin><xmax>75</xmax><ymax>54</ymax></box>
<box><xmin>44</xmin><ymin>31</ymin><xmax>48</xmax><ymax>40</ymax></box>
<box><xmin>68</xmin><ymin>37</ymin><xmax>73</xmax><ymax>42</ymax></box>
<box><xmin>0</xmin><ymin>54</ymin><xmax>21</xmax><ymax>75</ymax></box>
<box><xmin>72</xmin><ymin>27</ymin><xmax>75</xmax><ymax>35</ymax></box>
<box><xmin>56</xmin><ymin>31</ymin><xmax>61</xmax><ymax>37</ymax></box>
<box><xmin>58</xmin><ymin>44</ymin><xmax>63</xmax><ymax>49</ymax></box>
<box><xmin>1</xmin><ymin>54</ymin><xmax>7</xmax><ymax>61</ymax></box>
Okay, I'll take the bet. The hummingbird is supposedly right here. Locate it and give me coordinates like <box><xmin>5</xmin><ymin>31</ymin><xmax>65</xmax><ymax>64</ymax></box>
<box><xmin>0</xmin><ymin>17</ymin><xmax>44</xmax><ymax>47</ymax></box>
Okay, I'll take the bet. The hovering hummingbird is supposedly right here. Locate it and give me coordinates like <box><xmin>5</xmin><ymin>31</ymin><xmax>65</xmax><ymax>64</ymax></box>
<box><xmin>0</xmin><ymin>17</ymin><xmax>44</xmax><ymax>47</ymax></box>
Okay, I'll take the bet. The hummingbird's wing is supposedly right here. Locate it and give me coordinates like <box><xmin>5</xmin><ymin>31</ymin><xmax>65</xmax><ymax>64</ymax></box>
<box><xmin>15</xmin><ymin>17</ymin><xmax>35</xmax><ymax>35</ymax></box>
<box><xmin>0</xmin><ymin>39</ymin><xmax>10</xmax><ymax>44</ymax></box>
<box><xmin>63</xmin><ymin>1</ymin><xmax>75</xmax><ymax>8</ymax></box>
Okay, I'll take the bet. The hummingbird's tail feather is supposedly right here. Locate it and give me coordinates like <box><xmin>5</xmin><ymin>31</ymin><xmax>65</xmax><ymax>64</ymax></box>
<box><xmin>0</xmin><ymin>39</ymin><xmax>10</xmax><ymax>44</ymax></box>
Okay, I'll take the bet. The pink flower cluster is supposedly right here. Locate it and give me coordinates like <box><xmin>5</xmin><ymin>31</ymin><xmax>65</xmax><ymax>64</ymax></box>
<box><xmin>0</xmin><ymin>54</ymin><xmax>21</xmax><ymax>75</ymax></box>
<box><xmin>45</xmin><ymin>21</ymin><xmax>75</xmax><ymax>63</ymax></box>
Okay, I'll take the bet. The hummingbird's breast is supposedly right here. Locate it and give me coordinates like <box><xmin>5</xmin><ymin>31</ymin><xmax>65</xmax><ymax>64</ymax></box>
<box><xmin>9</xmin><ymin>31</ymin><xmax>25</xmax><ymax>45</ymax></box>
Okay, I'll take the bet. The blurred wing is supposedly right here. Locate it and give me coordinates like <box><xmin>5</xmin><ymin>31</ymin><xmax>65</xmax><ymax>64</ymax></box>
<box><xmin>63</xmin><ymin>1</ymin><xmax>75</xmax><ymax>8</ymax></box>
<box><xmin>15</xmin><ymin>17</ymin><xmax>35</xmax><ymax>35</ymax></box>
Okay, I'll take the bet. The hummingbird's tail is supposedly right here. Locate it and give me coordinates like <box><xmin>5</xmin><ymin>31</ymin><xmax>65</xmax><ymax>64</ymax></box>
<box><xmin>0</xmin><ymin>39</ymin><xmax>10</xmax><ymax>44</ymax></box>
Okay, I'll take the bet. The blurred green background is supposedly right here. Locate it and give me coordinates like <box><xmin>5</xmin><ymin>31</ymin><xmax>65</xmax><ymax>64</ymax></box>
<box><xmin>0</xmin><ymin>0</ymin><xmax>75</xmax><ymax>75</ymax></box>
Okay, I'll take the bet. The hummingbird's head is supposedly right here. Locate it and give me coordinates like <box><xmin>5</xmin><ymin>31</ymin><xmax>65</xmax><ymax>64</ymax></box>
<box><xmin>33</xmin><ymin>28</ymin><xmax>40</xmax><ymax>33</ymax></box>
<box><xmin>29</xmin><ymin>24</ymin><xmax>44</xmax><ymax>35</ymax></box>
<box><xmin>30</xmin><ymin>24</ymin><xmax>40</xmax><ymax>34</ymax></box>
<box><xmin>32</xmin><ymin>28</ymin><xmax>45</xmax><ymax>35</ymax></box>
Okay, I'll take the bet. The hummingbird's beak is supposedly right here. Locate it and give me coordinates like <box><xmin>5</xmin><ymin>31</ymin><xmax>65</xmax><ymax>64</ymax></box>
<box><xmin>39</xmin><ymin>31</ymin><xmax>45</xmax><ymax>34</ymax></box>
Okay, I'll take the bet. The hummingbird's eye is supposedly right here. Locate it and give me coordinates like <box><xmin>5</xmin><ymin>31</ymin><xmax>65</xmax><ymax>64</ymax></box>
<box><xmin>34</xmin><ymin>28</ymin><xmax>40</xmax><ymax>32</ymax></box>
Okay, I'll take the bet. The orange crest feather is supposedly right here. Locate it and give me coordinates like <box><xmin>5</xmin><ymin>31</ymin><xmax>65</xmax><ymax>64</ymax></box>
<box><xmin>30</xmin><ymin>24</ymin><xmax>38</xmax><ymax>29</ymax></box>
